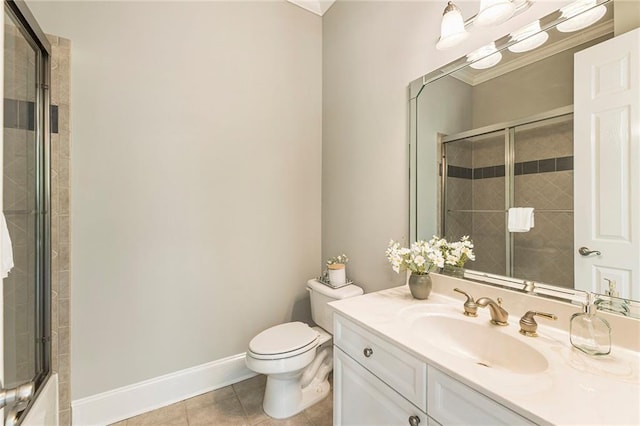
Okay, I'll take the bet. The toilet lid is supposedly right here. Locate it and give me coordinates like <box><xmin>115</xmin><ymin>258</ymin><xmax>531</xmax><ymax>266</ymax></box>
<box><xmin>249</xmin><ymin>322</ymin><xmax>318</xmax><ymax>359</ymax></box>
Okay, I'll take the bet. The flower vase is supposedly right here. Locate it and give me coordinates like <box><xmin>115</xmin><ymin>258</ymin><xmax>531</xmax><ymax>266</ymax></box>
<box><xmin>328</xmin><ymin>264</ymin><xmax>346</xmax><ymax>286</ymax></box>
<box><xmin>442</xmin><ymin>264</ymin><xmax>465</xmax><ymax>278</ymax></box>
<box><xmin>408</xmin><ymin>273</ymin><xmax>432</xmax><ymax>299</ymax></box>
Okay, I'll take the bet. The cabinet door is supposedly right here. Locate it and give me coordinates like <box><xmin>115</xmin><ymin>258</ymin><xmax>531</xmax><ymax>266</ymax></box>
<box><xmin>334</xmin><ymin>347</ymin><xmax>427</xmax><ymax>426</ymax></box>
<box><xmin>334</xmin><ymin>314</ymin><xmax>427</xmax><ymax>410</ymax></box>
<box><xmin>428</xmin><ymin>366</ymin><xmax>533</xmax><ymax>426</ymax></box>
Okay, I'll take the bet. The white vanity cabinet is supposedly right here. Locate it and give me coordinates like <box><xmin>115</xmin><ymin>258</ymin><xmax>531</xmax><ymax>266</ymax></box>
<box><xmin>333</xmin><ymin>314</ymin><xmax>532</xmax><ymax>426</ymax></box>
<box><xmin>428</xmin><ymin>366</ymin><xmax>534</xmax><ymax>425</ymax></box>
<box><xmin>334</xmin><ymin>347</ymin><xmax>430</xmax><ymax>426</ymax></box>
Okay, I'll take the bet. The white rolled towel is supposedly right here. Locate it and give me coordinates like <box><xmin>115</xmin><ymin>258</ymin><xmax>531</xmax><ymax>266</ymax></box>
<box><xmin>1</xmin><ymin>213</ymin><xmax>14</xmax><ymax>279</ymax></box>
<box><xmin>508</xmin><ymin>207</ymin><xmax>535</xmax><ymax>232</ymax></box>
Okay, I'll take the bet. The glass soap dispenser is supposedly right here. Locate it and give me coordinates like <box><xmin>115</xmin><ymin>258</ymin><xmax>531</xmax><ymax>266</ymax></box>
<box><xmin>595</xmin><ymin>279</ymin><xmax>630</xmax><ymax>316</ymax></box>
<box><xmin>570</xmin><ymin>292</ymin><xmax>611</xmax><ymax>356</ymax></box>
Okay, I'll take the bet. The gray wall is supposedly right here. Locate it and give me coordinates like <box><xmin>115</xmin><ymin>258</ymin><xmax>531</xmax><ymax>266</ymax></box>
<box><xmin>416</xmin><ymin>75</ymin><xmax>472</xmax><ymax>241</ymax></box>
<box><xmin>615</xmin><ymin>0</ymin><xmax>640</xmax><ymax>35</ymax></box>
<box><xmin>321</xmin><ymin>0</ymin><xmax>567</xmax><ymax>293</ymax></box>
<box><xmin>471</xmin><ymin>36</ymin><xmax>611</xmax><ymax>128</ymax></box>
<box><xmin>471</xmin><ymin>51</ymin><xmax>574</xmax><ymax>129</ymax></box>
<box><xmin>28</xmin><ymin>1</ymin><xmax>322</xmax><ymax>400</ymax></box>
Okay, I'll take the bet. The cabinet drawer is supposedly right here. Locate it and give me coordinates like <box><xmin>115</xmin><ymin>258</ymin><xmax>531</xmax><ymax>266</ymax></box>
<box><xmin>334</xmin><ymin>314</ymin><xmax>427</xmax><ymax>410</ymax></box>
<box><xmin>334</xmin><ymin>347</ymin><xmax>427</xmax><ymax>426</ymax></box>
<box><xmin>428</xmin><ymin>366</ymin><xmax>534</xmax><ymax>425</ymax></box>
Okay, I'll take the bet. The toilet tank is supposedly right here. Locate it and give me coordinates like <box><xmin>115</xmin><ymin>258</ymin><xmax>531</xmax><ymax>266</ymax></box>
<box><xmin>307</xmin><ymin>279</ymin><xmax>363</xmax><ymax>332</ymax></box>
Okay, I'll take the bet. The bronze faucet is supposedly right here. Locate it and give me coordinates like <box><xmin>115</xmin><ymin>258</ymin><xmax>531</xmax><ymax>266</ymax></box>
<box><xmin>519</xmin><ymin>310</ymin><xmax>557</xmax><ymax>337</ymax></box>
<box><xmin>453</xmin><ymin>288</ymin><xmax>478</xmax><ymax>317</ymax></box>
<box><xmin>476</xmin><ymin>297</ymin><xmax>509</xmax><ymax>326</ymax></box>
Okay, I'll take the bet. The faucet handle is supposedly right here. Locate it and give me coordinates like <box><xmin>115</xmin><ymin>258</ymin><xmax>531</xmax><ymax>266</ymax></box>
<box><xmin>454</xmin><ymin>288</ymin><xmax>478</xmax><ymax>317</ymax></box>
<box><xmin>519</xmin><ymin>311</ymin><xmax>557</xmax><ymax>337</ymax></box>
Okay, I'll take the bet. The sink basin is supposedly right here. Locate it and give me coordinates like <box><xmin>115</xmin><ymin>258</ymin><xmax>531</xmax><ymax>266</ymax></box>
<box><xmin>411</xmin><ymin>314</ymin><xmax>549</xmax><ymax>374</ymax></box>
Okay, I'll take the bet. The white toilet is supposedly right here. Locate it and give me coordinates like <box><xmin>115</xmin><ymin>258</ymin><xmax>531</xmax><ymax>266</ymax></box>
<box><xmin>245</xmin><ymin>279</ymin><xmax>363</xmax><ymax>419</ymax></box>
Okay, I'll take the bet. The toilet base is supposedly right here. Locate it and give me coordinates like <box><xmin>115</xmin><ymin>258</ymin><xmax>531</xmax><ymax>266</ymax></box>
<box><xmin>262</xmin><ymin>346</ymin><xmax>333</xmax><ymax>419</ymax></box>
<box><xmin>263</xmin><ymin>373</ymin><xmax>331</xmax><ymax>419</ymax></box>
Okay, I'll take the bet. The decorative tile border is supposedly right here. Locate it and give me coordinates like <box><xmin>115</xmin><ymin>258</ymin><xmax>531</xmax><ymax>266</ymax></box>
<box><xmin>448</xmin><ymin>156</ymin><xmax>573</xmax><ymax>180</ymax></box>
<box><xmin>3</xmin><ymin>98</ymin><xmax>59</xmax><ymax>133</ymax></box>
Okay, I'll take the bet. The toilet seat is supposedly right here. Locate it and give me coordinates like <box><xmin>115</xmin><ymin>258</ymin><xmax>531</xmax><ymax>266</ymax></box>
<box><xmin>248</xmin><ymin>322</ymin><xmax>319</xmax><ymax>360</ymax></box>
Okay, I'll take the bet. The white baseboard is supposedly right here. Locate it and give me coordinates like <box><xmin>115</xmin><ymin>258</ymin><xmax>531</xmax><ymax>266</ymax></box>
<box><xmin>71</xmin><ymin>353</ymin><xmax>256</xmax><ymax>426</ymax></box>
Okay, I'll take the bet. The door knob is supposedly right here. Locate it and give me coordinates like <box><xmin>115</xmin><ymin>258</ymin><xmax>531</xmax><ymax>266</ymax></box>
<box><xmin>578</xmin><ymin>247</ymin><xmax>601</xmax><ymax>257</ymax></box>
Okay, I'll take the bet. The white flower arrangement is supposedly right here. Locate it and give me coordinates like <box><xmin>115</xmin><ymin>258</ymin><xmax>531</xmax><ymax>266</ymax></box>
<box><xmin>385</xmin><ymin>236</ymin><xmax>475</xmax><ymax>275</ymax></box>
<box><xmin>438</xmin><ymin>235</ymin><xmax>475</xmax><ymax>267</ymax></box>
<box><xmin>385</xmin><ymin>239</ymin><xmax>444</xmax><ymax>275</ymax></box>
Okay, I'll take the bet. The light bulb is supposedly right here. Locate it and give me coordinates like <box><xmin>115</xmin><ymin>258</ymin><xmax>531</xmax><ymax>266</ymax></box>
<box><xmin>508</xmin><ymin>20</ymin><xmax>549</xmax><ymax>53</ymax></box>
<box><xmin>557</xmin><ymin>0</ymin><xmax>606</xmax><ymax>33</ymax></box>
<box><xmin>467</xmin><ymin>42</ymin><xmax>503</xmax><ymax>69</ymax></box>
<box><xmin>436</xmin><ymin>1</ymin><xmax>469</xmax><ymax>50</ymax></box>
<box><xmin>475</xmin><ymin>0</ymin><xmax>515</xmax><ymax>27</ymax></box>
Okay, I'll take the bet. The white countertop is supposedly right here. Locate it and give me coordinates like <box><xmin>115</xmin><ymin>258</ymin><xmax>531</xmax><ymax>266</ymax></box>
<box><xmin>329</xmin><ymin>285</ymin><xmax>640</xmax><ymax>426</ymax></box>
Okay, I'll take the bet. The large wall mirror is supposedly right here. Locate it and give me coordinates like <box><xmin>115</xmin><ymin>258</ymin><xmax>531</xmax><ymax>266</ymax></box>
<box><xmin>409</xmin><ymin>0</ymin><xmax>640</xmax><ymax>317</ymax></box>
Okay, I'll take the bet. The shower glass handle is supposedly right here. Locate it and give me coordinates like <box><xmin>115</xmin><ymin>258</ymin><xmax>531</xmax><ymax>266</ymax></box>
<box><xmin>578</xmin><ymin>247</ymin><xmax>601</xmax><ymax>257</ymax></box>
<box><xmin>0</xmin><ymin>380</ymin><xmax>34</xmax><ymax>410</ymax></box>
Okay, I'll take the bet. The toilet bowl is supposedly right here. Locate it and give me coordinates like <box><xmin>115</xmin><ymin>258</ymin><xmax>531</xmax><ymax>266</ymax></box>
<box><xmin>245</xmin><ymin>279</ymin><xmax>363</xmax><ymax>419</ymax></box>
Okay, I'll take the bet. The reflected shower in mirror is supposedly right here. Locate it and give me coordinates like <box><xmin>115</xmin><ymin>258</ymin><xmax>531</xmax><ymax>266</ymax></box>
<box><xmin>409</xmin><ymin>0</ymin><xmax>639</xmax><ymax>315</ymax></box>
<box><xmin>443</xmin><ymin>112</ymin><xmax>574</xmax><ymax>289</ymax></box>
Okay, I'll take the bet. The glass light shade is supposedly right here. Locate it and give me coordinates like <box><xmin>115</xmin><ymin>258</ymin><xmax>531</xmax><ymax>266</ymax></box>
<box><xmin>436</xmin><ymin>2</ymin><xmax>469</xmax><ymax>50</ymax></box>
<box><xmin>557</xmin><ymin>0</ymin><xmax>606</xmax><ymax>33</ymax></box>
<box><xmin>474</xmin><ymin>0</ymin><xmax>516</xmax><ymax>27</ymax></box>
<box><xmin>508</xmin><ymin>20</ymin><xmax>549</xmax><ymax>53</ymax></box>
<box><xmin>467</xmin><ymin>42</ymin><xmax>503</xmax><ymax>69</ymax></box>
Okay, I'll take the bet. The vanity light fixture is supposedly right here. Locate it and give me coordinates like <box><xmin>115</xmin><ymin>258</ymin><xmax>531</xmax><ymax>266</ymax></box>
<box><xmin>467</xmin><ymin>42</ymin><xmax>503</xmax><ymax>69</ymax></box>
<box><xmin>557</xmin><ymin>0</ymin><xmax>607</xmax><ymax>33</ymax></box>
<box><xmin>436</xmin><ymin>0</ymin><xmax>532</xmax><ymax>51</ymax></box>
<box><xmin>436</xmin><ymin>1</ymin><xmax>469</xmax><ymax>51</ymax></box>
<box><xmin>508</xmin><ymin>20</ymin><xmax>549</xmax><ymax>53</ymax></box>
<box><xmin>475</xmin><ymin>0</ymin><xmax>516</xmax><ymax>27</ymax></box>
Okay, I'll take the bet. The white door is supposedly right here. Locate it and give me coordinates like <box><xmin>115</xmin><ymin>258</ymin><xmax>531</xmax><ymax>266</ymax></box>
<box><xmin>574</xmin><ymin>28</ymin><xmax>640</xmax><ymax>299</ymax></box>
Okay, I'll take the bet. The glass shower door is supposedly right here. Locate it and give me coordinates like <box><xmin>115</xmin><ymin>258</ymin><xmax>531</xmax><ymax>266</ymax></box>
<box><xmin>443</xmin><ymin>129</ymin><xmax>507</xmax><ymax>276</ymax></box>
<box><xmin>512</xmin><ymin>115</ymin><xmax>574</xmax><ymax>288</ymax></box>
<box><xmin>2</xmin><ymin>2</ymin><xmax>50</xmax><ymax>422</ymax></box>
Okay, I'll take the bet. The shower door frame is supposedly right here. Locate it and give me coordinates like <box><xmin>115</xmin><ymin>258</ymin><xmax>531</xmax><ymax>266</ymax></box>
<box><xmin>441</xmin><ymin>105</ymin><xmax>573</xmax><ymax>278</ymax></box>
<box><xmin>2</xmin><ymin>0</ymin><xmax>52</xmax><ymax>418</ymax></box>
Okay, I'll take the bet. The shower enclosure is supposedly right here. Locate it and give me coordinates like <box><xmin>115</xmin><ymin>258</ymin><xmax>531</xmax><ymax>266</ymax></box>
<box><xmin>2</xmin><ymin>0</ymin><xmax>51</xmax><ymax>422</ymax></box>
<box><xmin>442</xmin><ymin>108</ymin><xmax>574</xmax><ymax>289</ymax></box>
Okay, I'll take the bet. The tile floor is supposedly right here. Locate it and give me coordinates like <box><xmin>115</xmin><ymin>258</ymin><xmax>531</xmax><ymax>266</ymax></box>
<box><xmin>111</xmin><ymin>375</ymin><xmax>333</xmax><ymax>426</ymax></box>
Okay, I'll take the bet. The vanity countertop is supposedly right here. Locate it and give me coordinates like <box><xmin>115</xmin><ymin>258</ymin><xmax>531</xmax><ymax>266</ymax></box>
<box><xmin>329</xmin><ymin>284</ymin><xmax>640</xmax><ymax>425</ymax></box>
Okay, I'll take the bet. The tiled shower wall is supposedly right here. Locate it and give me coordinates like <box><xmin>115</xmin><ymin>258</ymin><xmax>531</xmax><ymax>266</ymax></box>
<box><xmin>444</xmin><ymin>139</ymin><xmax>472</xmax><ymax>242</ymax></box>
<box><xmin>513</xmin><ymin>120</ymin><xmax>574</xmax><ymax>288</ymax></box>
<box><xmin>444</xmin><ymin>118</ymin><xmax>574</xmax><ymax>288</ymax></box>
<box><xmin>470</xmin><ymin>133</ymin><xmax>506</xmax><ymax>276</ymax></box>
<box><xmin>49</xmin><ymin>34</ymin><xmax>72</xmax><ymax>425</ymax></box>
<box><xmin>445</xmin><ymin>132</ymin><xmax>507</xmax><ymax>276</ymax></box>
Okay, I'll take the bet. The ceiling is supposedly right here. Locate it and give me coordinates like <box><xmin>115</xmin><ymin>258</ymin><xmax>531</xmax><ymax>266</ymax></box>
<box><xmin>287</xmin><ymin>0</ymin><xmax>336</xmax><ymax>16</ymax></box>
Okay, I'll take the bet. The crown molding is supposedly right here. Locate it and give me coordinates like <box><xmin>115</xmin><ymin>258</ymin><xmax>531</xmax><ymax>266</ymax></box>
<box><xmin>287</xmin><ymin>0</ymin><xmax>336</xmax><ymax>16</ymax></box>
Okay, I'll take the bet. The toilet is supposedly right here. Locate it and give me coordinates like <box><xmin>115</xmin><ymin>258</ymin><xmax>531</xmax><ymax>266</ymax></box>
<box><xmin>245</xmin><ymin>278</ymin><xmax>363</xmax><ymax>419</ymax></box>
